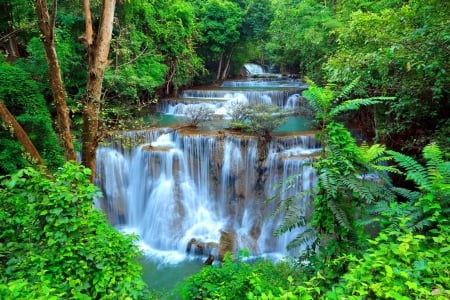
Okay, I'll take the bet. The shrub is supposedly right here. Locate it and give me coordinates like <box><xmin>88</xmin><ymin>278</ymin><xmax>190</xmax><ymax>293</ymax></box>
<box><xmin>178</xmin><ymin>252</ymin><xmax>296</xmax><ymax>299</ymax></box>
<box><xmin>0</xmin><ymin>162</ymin><xmax>150</xmax><ymax>299</ymax></box>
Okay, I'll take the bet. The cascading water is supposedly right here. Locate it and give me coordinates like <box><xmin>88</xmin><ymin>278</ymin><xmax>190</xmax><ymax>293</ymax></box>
<box><xmin>95</xmin><ymin>77</ymin><xmax>319</xmax><ymax>266</ymax></box>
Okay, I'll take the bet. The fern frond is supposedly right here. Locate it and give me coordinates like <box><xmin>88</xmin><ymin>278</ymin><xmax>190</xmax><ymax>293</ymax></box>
<box><xmin>303</xmin><ymin>80</ymin><xmax>334</xmax><ymax>117</ymax></box>
<box><xmin>422</xmin><ymin>143</ymin><xmax>448</xmax><ymax>186</ymax></box>
<box><xmin>368</xmin><ymin>200</ymin><xmax>391</xmax><ymax>214</ymax></box>
<box><xmin>329</xmin><ymin>97</ymin><xmax>391</xmax><ymax>118</ymax></box>
<box><xmin>286</xmin><ymin>226</ymin><xmax>317</xmax><ymax>251</ymax></box>
<box><xmin>339</xmin><ymin>177</ymin><xmax>375</xmax><ymax>203</ymax></box>
<box><xmin>391</xmin><ymin>187</ymin><xmax>421</xmax><ymax>202</ymax></box>
<box><xmin>327</xmin><ymin>199</ymin><xmax>351</xmax><ymax>231</ymax></box>
<box><xmin>409</xmin><ymin>217</ymin><xmax>432</xmax><ymax>232</ymax></box>
<box><xmin>336</xmin><ymin>76</ymin><xmax>360</xmax><ymax>101</ymax></box>
<box><xmin>274</xmin><ymin>208</ymin><xmax>307</xmax><ymax>236</ymax></box>
<box><xmin>318</xmin><ymin>170</ymin><xmax>338</xmax><ymax>198</ymax></box>
<box><xmin>423</xmin><ymin>143</ymin><xmax>444</xmax><ymax>170</ymax></box>
<box><xmin>387</xmin><ymin>150</ymin><xmax>430</xmax><ymax>190</ymax></box>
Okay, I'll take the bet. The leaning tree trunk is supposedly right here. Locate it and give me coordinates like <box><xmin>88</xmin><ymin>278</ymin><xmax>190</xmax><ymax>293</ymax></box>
<box><xmin>0</xmin><ymin>101</ymin><xmax>46</xmax><ymax>170</ymax></box>
<box><xmin>35</xmin><ymin>0</ymin><xmax>77</xmax><ymax>161</ymax></box>
<box><xmin>81</xmin><ymin>0</ymin><xmax>116</xmax><ymax>181</ymax></box>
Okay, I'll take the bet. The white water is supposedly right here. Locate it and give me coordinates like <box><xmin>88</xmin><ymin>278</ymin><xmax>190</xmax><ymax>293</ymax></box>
<box><xmin>96</xmin><ymin>77</ymin><xmax>318</xmax><ymax>264</ymax></box>
<box><xmin>96</xmin><ymin>130</ymin><xmax>319</xmax><ymax>263</ymax></box>
<box><xmin>243</xmin><ymin>63</ymin><xmax>266</xmax><ymax>75</ymax></box>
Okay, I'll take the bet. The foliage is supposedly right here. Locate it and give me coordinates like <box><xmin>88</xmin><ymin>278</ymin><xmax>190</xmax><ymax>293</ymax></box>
<box><xmin>183</xmin><ymin>104</ymin><xmax>215</xmax><ymax>127</ymax></box>
<box><xmin>331</xmin><ymin>225</ymin><xmax>450</xmax><ymax>299</ymax></box>
<box><xmin>267</xmin><ymin>143</ymin><xmax>450</xmax><ymax>299</ymax></box>
<box><xmin>229</xmin><ymin>102</ymin><xmax>289</xmax><ymax>137</ymax></box>
<box><xmin>279</xmin><ymin>79</ymin><xmax>395</xmax><ymax>256</ymax></box>
<box><xmin>0</xmin><ymin>163</ymin><xmax>150</xmax><ymax>299</ymax></box>
<box><xmin>178</xmin><ymin>252</ymin><xmax>296</xmax><ymax>300</ymax></box>
<box><xmin>374</xmin><ymin>143</ymin><xmax>450</xmax><ymax>233</ymax></box>
<box><xmin>0</xmin><ymin>62</ymin><xmax>64</xmax><ymax>174</ymax></box>
<box><xmin>330</xmin><ymin>143</ymin><xmax>450</xmax><ymax>299</ymax></box>
<box><xmin>266</xmin><ymin>0</ymin><xmax>338</xmax><ymax>78</ymax></box>
<box><xmin>119</xmin><ymin>0</ymin><xmax>203</xmax><ymax>96</ymax></box>
<box><xmin>325</xmin><ymin>0</ymin><xmax>450</xmax><ymax>154</ymax></box>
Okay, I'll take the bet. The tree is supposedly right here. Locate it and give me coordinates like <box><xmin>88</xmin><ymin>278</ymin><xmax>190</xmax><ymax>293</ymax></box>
<box><xmin>35</xmin><ymin>0</ymin><xmax>76</xmax><ymax>161</ymax></box>
<box><xmin>325</xmin><ymin>0</ymin><xmax>450</xmax><ymax>155</ymax></box>
<box><xmin>197</xmin><ymin>0</ymin><xmax>244</xmax><ymax>80</ymax></box>
<box><xmin>80</xmin><ymin>0</ymin><xmax>116</xmax><ymax>181</ymax></box>
<box><xmin>266</xmin><ymin>0</ymin><xmax>338</xmax><ymax>78</ymax></box>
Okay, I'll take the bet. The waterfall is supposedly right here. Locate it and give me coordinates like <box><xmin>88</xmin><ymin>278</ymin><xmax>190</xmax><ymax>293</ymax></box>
<box><xmin>159</xmin><ymin>90</ymin><xmax>302</xmax><ymax>115</ymax></box>
<box><xmin>243</xmin><ymin>63</ymin><xmax>266</xmax><ymax>75</ymax></box>
<box><xmin>96</xmin><ymin>129</ymin><xmax>320</xmax><ymax>262</ymax></box>
<box><xmin>96</xmin><ymin>76</ymin><xmax>318</xmax><ymax>263</ymax></box>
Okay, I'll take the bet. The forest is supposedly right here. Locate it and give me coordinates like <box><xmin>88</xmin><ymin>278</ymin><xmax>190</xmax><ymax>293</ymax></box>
<box><xmin>0</xmin><ymin>0</ymin><xmax>449</xmax><ymax>299</ymax></box>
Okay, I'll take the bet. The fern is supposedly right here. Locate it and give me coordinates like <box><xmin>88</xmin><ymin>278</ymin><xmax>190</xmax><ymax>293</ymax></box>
<box><xmin>329</xmin><ymin>97</ymin><xmax>393</xmax><ymax>118</ymax></box>
<box><xmin>286</xmin><ymin>226</ymin><xmax>317</xmax><ymax>251</ymax></box>
<box><xmin>390</xmin><ymin>187</ymin><xmax>421</xmax><ymax>202</ymax></box>
<box><xmin>335</xmin><ymin>76</ymin><xmax>361</xmax><ymax>101</ymax></box>
<box><xmin>338</xmin><ymin>176</ymin><xmax>375</xmax><ymax>204</ymax></box>
<box><xmin>327</xmin><ymin>199</ymin><xmax>352</xmax><ymax>232</ymax></box>
<box><xmin>387</xmin><ymin>150</ymin><xmax>430</xmax><ymax>190</ymax></box>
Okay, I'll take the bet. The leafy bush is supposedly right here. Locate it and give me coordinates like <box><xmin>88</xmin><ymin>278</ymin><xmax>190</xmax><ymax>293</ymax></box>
<box><xmin>178</xmin><ymin>252</ymin><xmax>296</xmax><ymax>299</ymax></box>
<box><xmin>228</xmin><ymin>102</ymin><xmax>288</xmax><ymax>136</ymax></box>
<box><xmin>184</xmin><ymin>104</ymin><xmax>215</xmax><ymax>127</ymax></box>
<box><xmin>331</xmin><ymin>225</ymin><xmax>450</xmax><ymax>299</ymax></box>
<box><xmin>0</xmin><ymin>162</ymin><xmax>150</xmax><ymax>299</ymax></box>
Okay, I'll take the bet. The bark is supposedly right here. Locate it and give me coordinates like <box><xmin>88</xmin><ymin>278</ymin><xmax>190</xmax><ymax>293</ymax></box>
<box><xmin>81</xmin><ymin>0</ymin><xmax>116</xmax><ymax>181</ymax></box>
<box><xmin>35</xmin><ymin>0</ymin><xmax>77</xmax><ymax>161</ymax></box>
<box><xmin>220</xmin><ymin>48</ymin><xmax>235</xmax><ymax>80</ymax></box>
<box><xmin>0</xmin><ymin>0</ymin><xmax>20</xmax><ymax>61</ymax></box>
<box><xmin>216</xmin><ymin>52</ymin><xmax>223</xmax><ymax>81</ymax></box>
<box><xmin>0</xmin><ymin>101</ymin><xmax>46</xmax><ymax>169</ymax></box>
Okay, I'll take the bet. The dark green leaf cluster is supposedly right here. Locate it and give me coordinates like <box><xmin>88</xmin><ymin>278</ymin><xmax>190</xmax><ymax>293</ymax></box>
<box><xmin>0</xmin><ymin>62</ymin><xmax>64</xmax><ymax>174</ymax></box>
<box><xmin>0</xmin><ymin>163</ymin><xmax>150</xmax><ymax>299</ymax></box>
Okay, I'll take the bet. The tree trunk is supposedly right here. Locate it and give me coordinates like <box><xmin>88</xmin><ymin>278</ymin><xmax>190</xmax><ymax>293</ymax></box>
<box><xmin>0</xmin><ymin>0</ymin><xmax>20</xmax><ymax>61</ymax></box>
<box><xmin>220</xmin><ymin>48</ymin><xmax>235</xmax><ymax>80</ymax></box>
<box><xmin>216</xmin><ymin>52</ymin><xmax>223</xmax><ymax>81</ymax></box>
<box><xmin>81</xmin><ymin>0</ymin><xmax>116</xmax><ymax>181</ymax></box>
<box><xmin>0</xmin><ymin>101</ymin><xmax>46</xmax><ymax>169</ymax></box>
<box><xmin>35</xmin><ymin>0</ymin><xmax>77</xmax><ymax>161</ymax></box>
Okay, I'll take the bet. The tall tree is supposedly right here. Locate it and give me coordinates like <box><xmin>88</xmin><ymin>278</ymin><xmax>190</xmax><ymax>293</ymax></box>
<box><xmin>35</xmin><ymin>0</ymin><xmax>77</xmax><ymax>161</ymax></box>
<box><xmin>198</xmin><ymin>0</ymin><xmax>244</xmax><ymax>81</ymax></box>
<box><xmin>80</xmin><ymin>0</ymin><xmax>116</xmax><ymax>180</ymax></box>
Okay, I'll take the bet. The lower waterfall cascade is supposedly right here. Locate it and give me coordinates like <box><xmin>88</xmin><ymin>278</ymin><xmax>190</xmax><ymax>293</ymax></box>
<box><xmin>95</xmin><ymin>77</ymin><xmax>320</xmax><ymax>264</ymax></box>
